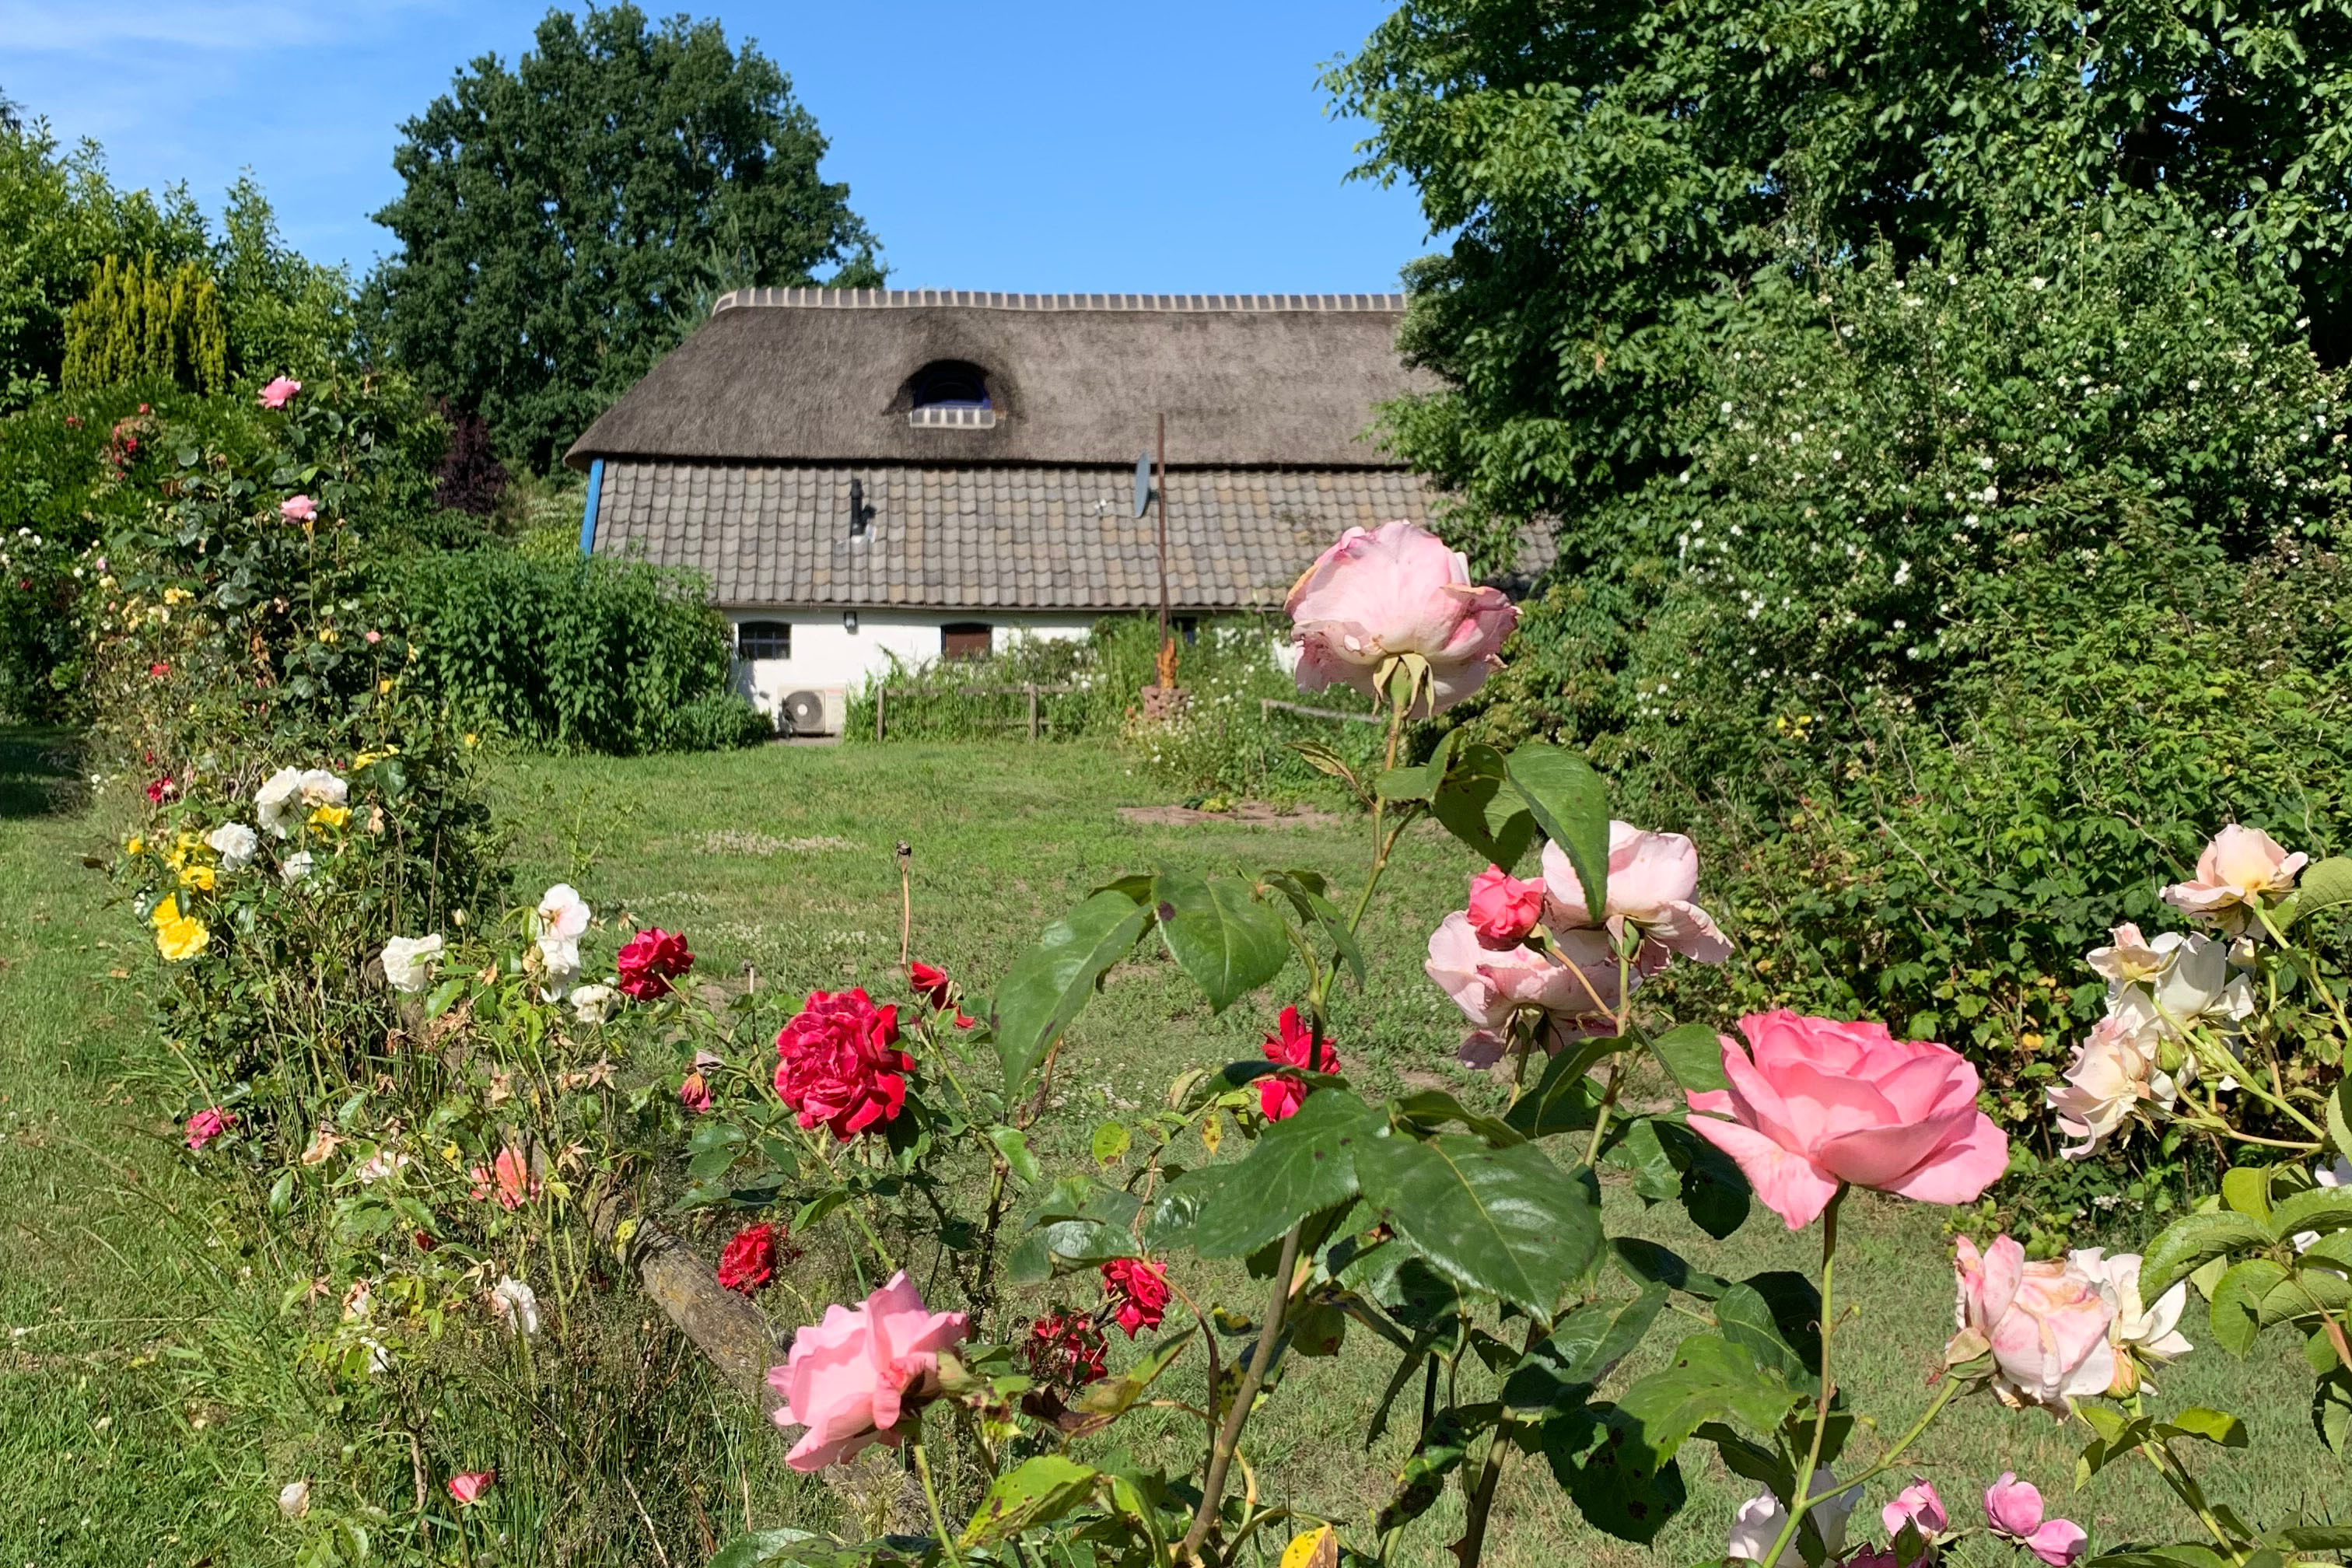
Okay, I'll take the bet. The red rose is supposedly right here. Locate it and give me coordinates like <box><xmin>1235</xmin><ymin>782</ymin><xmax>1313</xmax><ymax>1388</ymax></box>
<box><xmin>909</xmin><ymin>960</ymin><xmax>953</xmax><ymax>1009</ymax></box>
<box><xmin>909</xmin><ymin>960</ymin><xmax>977</xmax><ymax>1027</ymax></box>
<box><xmin>1023</xmin><ymin>1311</ymin><xmax>1108</xmax><ymax>1388</ymax></box>
<box><xmin>145</xmin><ymin>776</ymin><xmax>177</xmax><ymax>804</ymax></box>
<box><xmin>1101</xmin><ymin>1258</ymin><xmax>1170</xmax><ymax>1338</ymax></box>
<box><xmin>716</xmin><ymin>1222</ymin><xmax>780</xmax><ymax>1294</ymax></box>
<box><xmin>616</xmin><ymin>927</ymin><xmax>694</xmax><ymax>999</ymax></box>
<box><xmin>1259</xmin><ymin>1006</ymin><xmax>1339</xmax><ymax>1121</ymax></box>
<box><xmin>773</xmin><ymin>989</ymin><xmax>912</xmax><ymax>1139</ymax></box>
<box><xmin>149</xmin><ymin>661</ymin><xmax>170</xmax><ymax>679</ymax></box>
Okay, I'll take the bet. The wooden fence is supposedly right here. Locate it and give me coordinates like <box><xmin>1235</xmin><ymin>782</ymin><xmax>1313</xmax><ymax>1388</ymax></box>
<box><xmin>872</xmin><ymin>682</ymin><xmax>1076</xmax><ymax>742</ymax></box>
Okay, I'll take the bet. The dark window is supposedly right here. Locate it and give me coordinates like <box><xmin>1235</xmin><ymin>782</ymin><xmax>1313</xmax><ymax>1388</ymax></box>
<box><xmin>909</xmin><ymin>361</ymin><xmax>991</xmax><ymax>409</ymax></box>
<box><xmin>941</xmin><ymin>622</ymin><xmax>992</xmax><ymax>661</ymax></box>
<box><xmin>737</xmin><ymin>621</ymin><xmax>790</xmax><ymax>660</ymax></box>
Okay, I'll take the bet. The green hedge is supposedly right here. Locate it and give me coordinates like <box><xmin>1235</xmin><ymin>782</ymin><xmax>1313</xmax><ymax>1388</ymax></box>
<box><xmin>393</xmin><ymin>548</ymin><xmax>770</xmax><ymax>754</ymax></box>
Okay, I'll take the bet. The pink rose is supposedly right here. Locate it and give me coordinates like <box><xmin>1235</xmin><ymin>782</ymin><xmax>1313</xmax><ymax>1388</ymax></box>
<box><xmin>2161</xmin><ymin>824</ymin><xmax>2306</xmax><ymax>932</ymax></box>
<box><xmin>1983</xmin><ymin>1473</ymin><xmax>2087</xmax><ymax>1566</ymax></box>
<box><xmin>1882</xmin><ymin>1479</ymin><xmax>1949</xmax><ymax>1538</ymax></box>
<box><xmin>1542</xmin><ymin>821</ymin><xmax>1731</xmax><ymax>963</ymax></box>
<box><xmin>1426</xmin><ymin>912</ymin><xmax>1638</xmax><ymax>1039</ymax></box>
<box><xmin>279</xmin><ymin>494</ymin><xmax>317</xmax><ymax>523</ymax></box>
<box><xmin>768</xmin><ymin>1271</ymin><xmax>969</xmax><ymax>1471</ymax></box>
<box><xmin>1685</xmin><ymin>1011</ymin><xmax>2008</xmax><ymax>1230</ymax></box>
<box><xmin>446</xmin><ymin>1469</ymin><xmax>495</xmax><ymax>1506</ymax></box>
<box><xmin>185</xmin><ymin>1107</ymin><xmax>236</xmax><ymax>1151</ymax></box>
<box><xmin>1285</xmin><ymin>520</ymin><xmax>1517</xmax><ymax>716</ymax></box>
<box><xmin>1466</xmin><ymin>864</ymin><xmax>1545</xmax><ymax>948</ymax></box>
<box><xmin>1948</xmin><ymin>1236</ymin><xmax>2116</xmax><ymax>1411</ymax></box>
<box><xmin>257</xmin><ymin>376</ymin><xmax>302</xmax><ymax>409</ymax></box>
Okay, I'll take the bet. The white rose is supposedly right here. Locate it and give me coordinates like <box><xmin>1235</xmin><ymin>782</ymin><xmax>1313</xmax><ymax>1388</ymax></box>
<box><xmin>206</xmin><ymin>821</ymin><xmax>259</xmax><ymax>872</ymax></box>
<box><xmin>568</xmin><ymin>983</ymin><xmax>618</xmax><ymax>1024</ymax></box>
<box><xmin>254</xmin><ymin>767</ymin><xmax>304</xmax><ymax>836</ymax></box>
<box><xmin>278</xmin><ymin>1479</ymin><xmax>310</xmax><ymax>1519</ymax></box>
<box><xmin>2070</xmin><ymin>1247</ymin><xmax>2193</xmax><ymax>1391</ymax></box>
<box><xmin>534</xmin><ymin>884</ymin><xmax>590</xmax><ymax>941</ymax></box>
<box><xmin>279</xmin><ymin>850</ymin><xmax>315</xmax><ymax>886</ymax></box>
<box><xmin>490</xmin><ymin>1276</ymin><xmax>541</xmax><ymax>1337</ymax></box>
<box><xmin>380</xmin><ymin>934</ymin><xmax>445</xmax><ymax>994</ymax></box>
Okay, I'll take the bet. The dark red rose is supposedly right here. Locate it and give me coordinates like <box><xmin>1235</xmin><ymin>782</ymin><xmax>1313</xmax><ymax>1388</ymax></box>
<box><xmin>145</xmin><ymin>776</ymin><xmax>177</xmax><ymax>804</ymax></box>
<box><xmin>1101</xmin><ymin>1258</ymin><xmax>1170</xmax><ymax>1338</ymax></box>
<box><xmin>909</xmin><ymin>960</ymin><xmax>976</xmax><ymax>1027</ymax></box>
<box><xmin>909</xmin><ymin>960</ymin><xmax>953</xmax><ymax>1010</ymax></box>
<box><xmin>1023</xmin><ymin>1311</ymin><xmax>1108</xmax><ymax>1388</ymax></box>
<box><xmin>773</xmin><ymin>989</ymin><xmax>912</xmax><ymax>1140</ymax></box>
<box><xmin>616</xmin><ymin>927</ymin><xmax>694</xmax><ymax>999</ymax></box>
<box><xmin>716</xmin><ymin>1222</ymin><xmax>781</xmax><ymax>1294</ymax></box>
<box><xmin>1259</xmin><ymin>1006</ymin><xmax>1339</xmax><ymax>1122</ymax></box>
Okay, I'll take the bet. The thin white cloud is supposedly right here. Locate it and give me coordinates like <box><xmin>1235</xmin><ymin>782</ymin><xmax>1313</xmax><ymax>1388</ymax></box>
<box><xmin>0</xmin><ymin>0</ymin><xmax>438</xmax><ymax>54</ymax></box>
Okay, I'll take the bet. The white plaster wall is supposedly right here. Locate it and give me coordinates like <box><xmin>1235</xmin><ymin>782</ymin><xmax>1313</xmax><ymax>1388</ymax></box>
<box><xmin>726</xmin><ymin>610</ymin><xmax>1096</xmax><ymax>733</ymax></box>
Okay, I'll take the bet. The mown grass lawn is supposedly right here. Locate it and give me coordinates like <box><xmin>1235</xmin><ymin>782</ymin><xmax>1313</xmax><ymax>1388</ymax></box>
<box><xmin>2</xmin><ymin>733</ymin><xmax>2340</xmax><ymax>1566</ymax></box>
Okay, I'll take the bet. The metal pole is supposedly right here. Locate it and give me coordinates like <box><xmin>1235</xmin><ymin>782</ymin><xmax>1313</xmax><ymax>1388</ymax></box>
<box><xmin>1155</xmin><ymin>412</ymin><xmax>1170</xmax><ymax>680</ymax></box>
<box><xmin>1027</xmin><ymin>681</ymin><xmax>1040</xmax><ymax>742</ymax></box>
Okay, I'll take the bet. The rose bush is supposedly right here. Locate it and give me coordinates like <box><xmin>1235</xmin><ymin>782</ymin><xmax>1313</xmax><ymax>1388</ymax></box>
<box><xmin>107</xmin><ymin>506</ymin><xmax>2352</xmax><ymax>1568</ymax></box>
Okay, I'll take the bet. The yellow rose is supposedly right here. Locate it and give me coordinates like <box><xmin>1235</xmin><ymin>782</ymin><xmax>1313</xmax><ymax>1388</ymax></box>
<box><xmin>126</xmin><ymin>836</ymin><xmax>144</xmax><ymax>856</ymax></box>
<box><xmin>376</xmin><ymin>679</ymin><xmax>392</xmax><ymax>694</ymax></box>
<box><xmin>150</xmin><ymin>897</ymin><xmax>209</xmax><ymax>963</ymax></box>
<box><xmin>310</xmin><ymin>804</ymin><xmax>351</xmax><ymax>831</ymax></box>
<box><xmin>178</xmin><ymin>863</ymin><xmax>217</xmax><ymax>892</ymax></box>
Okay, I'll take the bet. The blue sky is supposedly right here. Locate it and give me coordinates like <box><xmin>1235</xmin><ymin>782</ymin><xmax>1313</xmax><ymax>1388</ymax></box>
<box><xmin>1</xmin><ymin>0</ymin><xmax>1437</xmax><ymax>293</ymax></box>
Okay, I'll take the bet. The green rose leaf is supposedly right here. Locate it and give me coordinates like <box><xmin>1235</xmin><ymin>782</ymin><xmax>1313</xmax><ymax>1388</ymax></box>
<box><xmin>959</xmin><ymin>1455</ymin><xmax>1101</xmax><ymax>1547</ymax></box>
<box><xmin>1355</xmin><ymin>1131</ymin><xmax>1600</xmax><ymax>1314</ymax></box>
<box><xmin>2139</xmin><ymin>1211</ymin><xmax>2273</xmax><ymax>1299</ymax></box>
<box><xmin>1504</xmin><ymin>741</ymin><xmax>1610</xmax><ymax>922</ymax></box>
<box><xmin>1188</xmin><ymin>1091</ymin><xmax>1382</xmax><ymax>1258</ymax></box>
<box><xmin>1150</xmin><ymin>870</ymin><xmax>1290</xmax><ymax>1013</ymax></box>
<box><xmin>1648</xmin><ymin>1020</ymin><xmax>1728</xmax><ymax>1094</ymax></box>
<box><xmin>992</xmin><ymin>887</ymin><xmax>1153</xmax><ymax>1094</ymax></box>
<box><xmin>1614</xmin><ymin>1333</ymin><xmax>1807</xmax><ymax>1466</ymax></box>
<box><xmin>1503</xmin><ymin>1285</ymin><xmax>1668</xmax><ymax>1410</ymax></box>
<box><xmin>2210</xmin><ymin>1258</ymin><xmax>2291</xmax><ymax>1355</ymax></box>
<box><xmin>1430</xmin><ymin>740</ymin><xmax>1539</xmax><ymax>872</ymax></box>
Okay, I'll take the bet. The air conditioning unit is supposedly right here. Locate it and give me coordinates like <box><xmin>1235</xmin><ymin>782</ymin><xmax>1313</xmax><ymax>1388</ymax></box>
<box><xmin>781</xmin><ymin>690</ymin><xmax>828</xmax><ymax>736</ymax></box>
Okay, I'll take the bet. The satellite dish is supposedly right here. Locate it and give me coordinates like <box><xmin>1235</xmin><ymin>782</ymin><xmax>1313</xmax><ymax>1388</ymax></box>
<box><xmin>1133</xmin><ymin>450</ymin><xmax>1154</xmax><ymax>518</ymax></box>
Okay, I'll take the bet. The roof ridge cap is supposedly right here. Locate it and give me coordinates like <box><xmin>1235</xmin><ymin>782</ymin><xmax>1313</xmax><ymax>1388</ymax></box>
<box><xmin>709</xmin><ymin>288</ymin><xmax>1409</xmax><ymax>317</ymax></box>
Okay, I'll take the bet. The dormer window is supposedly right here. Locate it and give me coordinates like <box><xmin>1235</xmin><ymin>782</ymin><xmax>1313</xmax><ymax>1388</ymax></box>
<box><xmin>908</xmin><ymin>361</ymin><xmax>997</xmax><ymax>429</ymax></box>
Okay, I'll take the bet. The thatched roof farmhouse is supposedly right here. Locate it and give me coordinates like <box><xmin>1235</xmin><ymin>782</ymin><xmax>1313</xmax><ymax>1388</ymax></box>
<box><xmin>565</xmin><ymin>289</ymin><xmax>1525</xmax><ymax>734</ymax></box>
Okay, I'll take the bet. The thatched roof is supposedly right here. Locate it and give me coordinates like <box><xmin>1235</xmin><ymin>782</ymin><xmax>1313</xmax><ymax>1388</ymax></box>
<box><xmin>563</xmin><ymin>290</ymin><xmax>1426</xmax><ymax>471</ymax></box>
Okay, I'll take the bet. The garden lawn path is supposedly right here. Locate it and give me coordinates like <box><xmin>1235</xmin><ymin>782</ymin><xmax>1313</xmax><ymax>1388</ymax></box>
<box><xmin>0</xmin><ymin>730</ymin><xmax>295</xmax><ymax>1564</ymax></box>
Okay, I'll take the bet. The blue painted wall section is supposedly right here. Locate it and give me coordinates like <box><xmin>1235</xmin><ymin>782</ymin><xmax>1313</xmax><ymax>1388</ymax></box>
<box><xmin>579</xmin><ymin>458</ymin><xmax>604</xmax><ymax>556</ymax></box>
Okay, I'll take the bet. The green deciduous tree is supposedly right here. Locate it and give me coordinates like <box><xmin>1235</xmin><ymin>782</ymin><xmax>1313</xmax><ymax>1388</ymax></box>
<box><xmin>214</xmin><ymin>174</ymin><xmax>354</xmax><ymax>381</ymax></box>
<box><xmin>1327</xmin><ymin>0</ymin><xmax>2352</xmax><ymax>561</ymax></box>
<box><xmin>366</xmin><ymin>3</ymin><xmax>884</xmax><ymax>470</ymax></box>
<box><xmin>0</xmin><ymin>122</ymin><xmax>209</xmax><ymax>406</ymax></box>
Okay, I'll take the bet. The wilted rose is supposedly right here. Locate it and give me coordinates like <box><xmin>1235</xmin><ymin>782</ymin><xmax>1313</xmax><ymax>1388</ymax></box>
<box><xmin>1948</xmin><ymin>1235</ymin><xmax>2116</xmax><ymax>1411</ymax></box>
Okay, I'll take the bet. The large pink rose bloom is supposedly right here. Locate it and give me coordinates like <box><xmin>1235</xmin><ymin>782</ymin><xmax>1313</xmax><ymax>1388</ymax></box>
<box><xmin>2161</xmin><ymin>824</ymin><xmax>2306</xmax><ymax>932</ymax></box>
<box><xmin>1286</xmin><ymin>521</ymin><xmax>1516</xmax><ymax>716</ymax></box>
<box><xmin>1543</xmin><ymin>822</ymin><xmax>1732</xmax><ymax>963</ymax></box>
<box><xmin>1948</xmin><ymin>1236</ymin><xmax>2116</xmax><ymax>1412</ymax></box>
<box><xmin>1685</xmin><ymin>1011</ymin><xmax>2007</xmax><ymax>1229</ymax></box>
<box><xmin>1426</xmin><ymin>912</ymin><xmax>1639</xmax><ymax>1037</ymax></box>
<box><xmin>768</xmin><ymin>1272</ymin><xmax>968</xmax><ymax>1471</ymax></box>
